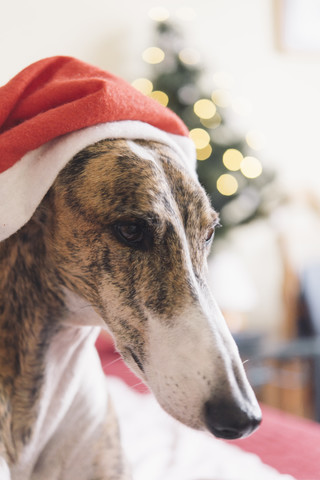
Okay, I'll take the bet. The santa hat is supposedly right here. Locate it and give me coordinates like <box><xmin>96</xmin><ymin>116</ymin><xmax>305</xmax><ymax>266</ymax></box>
<box><xmin>0</xmin><ymin>56</ymin><xmax>196</xmax><ymax>241</ymax></box>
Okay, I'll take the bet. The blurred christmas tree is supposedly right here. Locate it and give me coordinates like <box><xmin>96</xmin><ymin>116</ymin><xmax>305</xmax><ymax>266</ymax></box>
<box><xmin>133</xmin><ymin>16</ymin><xmax>274</xmax><ymax>234</ymax></box>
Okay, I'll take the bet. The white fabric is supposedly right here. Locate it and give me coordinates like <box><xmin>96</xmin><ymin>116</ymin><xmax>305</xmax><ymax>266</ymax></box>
<box><xmin>0</xmin><ymin>121</ymin><xmax>196</xmax><ymax>242</ymax></box>
<box><xmin>0</xmin><ymin>458</ymin><xmax>10</xmax><ymax>480</ymax></box>
<box><xmin>107</xmin><ymin>377</ymin><xmax>296</xmax><ymax>480</ymax></box>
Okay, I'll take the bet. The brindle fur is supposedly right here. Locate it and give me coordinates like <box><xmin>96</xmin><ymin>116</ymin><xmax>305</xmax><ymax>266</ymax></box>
<box><xmin>0</xmin><ymin>139</ymin><xmax>218</xmax><ymax>479</ymax></box>
<box><xmin>0</xmin><ymin>138</ymin><xmax>259</xmax><ymax>479</ymax></box>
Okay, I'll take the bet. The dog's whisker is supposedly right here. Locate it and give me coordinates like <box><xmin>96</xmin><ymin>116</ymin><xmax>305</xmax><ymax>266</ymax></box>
<box><xmin>75</xmin><ymin>302</ymin><xmax>101</xmax><ymax>311</ymax></box>
<box><xmin>129</xmin><ymin>380</ymin><xmax>148</xmax><ymax>391</ymax></box>
<box><xmin>242</xmin><ymin>359</ymin><xmax>250</xmax><ymax>365</ymax></box>
<box><xmin>102</xmin><ymin>356</ymin><xmax>123</xmax><ymax>369</ymax></box>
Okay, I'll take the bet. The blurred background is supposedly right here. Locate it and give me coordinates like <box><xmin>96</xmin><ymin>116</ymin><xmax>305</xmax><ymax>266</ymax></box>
<box><xmin>3</xmin><ymin>0</ymin><xmax>320</xmax><ymax>421</ymax></box>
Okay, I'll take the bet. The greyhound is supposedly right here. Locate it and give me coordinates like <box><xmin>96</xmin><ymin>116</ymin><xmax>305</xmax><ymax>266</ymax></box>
<box><xmin>0</xmin><ymin>137</ymin><xmax>261</xmax><ymax>479</ymax></box>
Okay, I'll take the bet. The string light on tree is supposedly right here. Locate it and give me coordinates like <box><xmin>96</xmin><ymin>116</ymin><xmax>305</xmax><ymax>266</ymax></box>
<box><xmin>131</xmin><ymin>78</ymin><xmax>168</xmax><ymax>106</ymax></box>
<box><xmin>142</xmin><ymin>47</ymin><xmax>165</xmax><ymax>64</ymax></box>
<box><xmin>211</xmin><ymin>89</ymin><xmax>231</xmax><ymax>108</ymax></box>
<box><xmin>143</xmin><ymin>16</ymin><xmax>274</xmax><ymax>233</ymax></box>
<box><xmin>240</xmin><ymin>156</ymin><xmax>263</xmax><ymax>179</ymax></box>
<box><xmin>196</xmin><ymin>144</ymin><xmax>212</xmax><ymax>161</ymax></box>
<box><xmin>193</xmin><ymin>99</ymin><xmax>216</xmax><ymax>120</ymax></box>
<box><xmin>149</xmin><ymin>90</ymin><xmax>169</xmax><ymax>106</ymax></box>
<box><xmin>189</xmin><ymin>128</ymin><xmax>210</xmax><ymax>149</ymax></box>
<box><xmin>131</xmin><ymin>78</ymin><xmax>153</xmax><ymax>95</ymax></box>
<box><xmin>222</xmin><ymin>148</ymin><xmax>243</xmax><ymax>171</ymax></box>
<box><xmin>179</xmin><ymin>48</ymin><xmax>200</xmax><ymax>65</ymax></box>
<box><xmin>200</xmin><ymin>113</ymin><xmax>221</xmax><ymax>130</ymax></box>
<box><xmin>217</xmin><ymin>174</ymin><xmax>238</xmax><ymax>196</ymax></box>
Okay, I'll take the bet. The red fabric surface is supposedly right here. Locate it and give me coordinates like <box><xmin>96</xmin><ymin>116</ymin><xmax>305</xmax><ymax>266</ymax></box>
<box><xmin>231</xmin><ymin>405</ymin><xmax>320</xmax><ymax>480</ymax></box>
<box><xmin>96</xmin><ymin>334</ymin><xmax>320</xmax><ymax>480</ymax></box>
<box><xmin>0</xmin><ymin>56</ymin><xmax>188</xmax><ymax>173</ymax></box>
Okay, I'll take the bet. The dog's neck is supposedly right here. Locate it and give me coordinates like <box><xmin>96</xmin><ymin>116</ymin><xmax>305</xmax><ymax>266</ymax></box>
<box><xmin>0</xmin><ymin>219</ymin><xmax>104</xmax><ymax>472</ymax></box>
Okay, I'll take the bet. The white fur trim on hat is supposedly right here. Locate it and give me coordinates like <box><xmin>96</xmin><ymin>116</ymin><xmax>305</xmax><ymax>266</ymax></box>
<box><xmin>0</xmin><ymin>120</ymin><xmax>196</xmax><ymax>241</ymax></box>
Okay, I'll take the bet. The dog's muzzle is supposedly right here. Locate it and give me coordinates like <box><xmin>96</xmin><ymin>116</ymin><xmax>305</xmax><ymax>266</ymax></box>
<box><xmin>204</xmin><ymin>399</ymin><xmax>262</xmax><ymax>439</ymax></box>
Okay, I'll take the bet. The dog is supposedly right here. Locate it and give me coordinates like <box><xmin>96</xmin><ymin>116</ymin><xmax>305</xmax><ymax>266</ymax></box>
<box><xmin>0</xmin><ymin>138</ymin><xmax>261</xmax><ymax>479</ymax></box>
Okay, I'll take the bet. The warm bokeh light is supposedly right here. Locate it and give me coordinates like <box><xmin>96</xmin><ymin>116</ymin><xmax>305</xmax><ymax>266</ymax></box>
<box><xmin>240</xmin><ymin>156</ymin><xmax>263</xmax><ymax>178</ymax></box>
<box><xmin>149</xmin><ymin>90</ymin><xmax>169</xmax><ymax>106</ymax></box>
<box><xmin>179</xmin><ymin>48</ymin><xmax>200</xmax><ymax>65</ymax></box>
<box><xmin>142</xmin><ymin>47</ymin><xmax>165</xmax><ymax>64</ymax></box>
<box><xmin>189</xmin><ymin>128</ymin><xmax>210</xmax><ymax>149</ymax></box>
<box><xmin>246</xmin><ymin>130</ymin><xmax>266</xmax><ymax>151</ymax></box>
<box><xmin>223</xmin><ymin>148</ymin><xmax>244</xmax><ymax>171</ymax></box>
<box><xmin>217</xmin><ymin>174</ymin><xmax>238</xmax><ymax>196</ymax></box>
<box><xmin>131</xmin><ymin>78</ymin><xmax>153</xmax><ymax>95</ymax></box>
<box><xmin>196</xmin><ymin>144</ymin><xmax>212</xmax><ymax>160</ymax></box>
<box><xmin>193</xmin><ymin>99</ymin><xmax>217</xmax><ymax>119</ymax></box>
<box><xmin>148</xmin><ymin>6</ymin><xmax>170</xmax><ymax>21</ymax></box>
<box><xmin>200</xmin><ymin>113</ymin><xmax>222</xmax><ymax>129</ymax></box>
<box><xmin>211</xmin><ymin>89</ymin><xmax>231</xmax><ymax>108</ymax></box>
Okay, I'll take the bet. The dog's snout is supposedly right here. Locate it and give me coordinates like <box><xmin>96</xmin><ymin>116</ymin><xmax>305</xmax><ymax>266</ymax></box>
<box><xmin>204</xmin><ymin>400</ymin><xmax>262</xmax><ymax>440</ymax></box>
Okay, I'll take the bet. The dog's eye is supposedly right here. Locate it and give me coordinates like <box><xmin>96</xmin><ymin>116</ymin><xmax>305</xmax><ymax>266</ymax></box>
<box><xmin>113</xmin><ymin>221</ymin><xmax>153</xmax><ymax>250</ymax></box>
<box><xmin>205</xmin><ymin>226</ymin><xmax>215</xmax><ymax>244</ymax></box>
<box><xmin>114</xmin><ymin>223</ymin><xmax>144</xmax><ymax>244</ymax></box>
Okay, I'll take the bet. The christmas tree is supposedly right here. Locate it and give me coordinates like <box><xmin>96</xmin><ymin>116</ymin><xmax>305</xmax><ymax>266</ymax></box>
<box><xmin>133</xmin><ymin>17</ymin><xmax>274</xmax><ymax>234</ymax></box>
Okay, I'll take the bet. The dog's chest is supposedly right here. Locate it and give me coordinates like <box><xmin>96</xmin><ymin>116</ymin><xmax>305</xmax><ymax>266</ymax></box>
<box><xmin>11</xmin><ymin>326</ymin><xmax>109</xmax><ymax>480</ymax></box>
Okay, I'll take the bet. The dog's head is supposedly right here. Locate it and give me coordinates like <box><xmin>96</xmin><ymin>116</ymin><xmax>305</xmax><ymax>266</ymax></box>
<box><xmin>42</xmin><ymin>138</ymin><xmax>261</xmax><ymax>439</ymax></box>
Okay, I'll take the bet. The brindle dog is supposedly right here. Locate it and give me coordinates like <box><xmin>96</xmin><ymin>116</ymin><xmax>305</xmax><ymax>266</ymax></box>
<box><xmin>0</xmin><ymin>139</ymin><xmax>261</xmax><ymax>479</ymax></box>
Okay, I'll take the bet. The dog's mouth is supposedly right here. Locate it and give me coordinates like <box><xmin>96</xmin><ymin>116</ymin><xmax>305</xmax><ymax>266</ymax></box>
<box><xmin>126</xmin><ymin>347</ymin><xmax>144</xmax><ymax>373</ymax></box>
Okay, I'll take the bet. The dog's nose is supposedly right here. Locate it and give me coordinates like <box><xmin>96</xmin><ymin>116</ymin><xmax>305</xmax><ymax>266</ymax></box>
<box><xmin>204</xmin><ymin>400</ymin><xmax>262</xmax><ymax>440</ymax></box>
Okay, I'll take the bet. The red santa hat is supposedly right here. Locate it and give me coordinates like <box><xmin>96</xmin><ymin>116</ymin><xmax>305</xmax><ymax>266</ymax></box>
<box><xmin>0</xmin><ymin>56</ymin><xmax>196</xmax><ymax>241</ymax></box>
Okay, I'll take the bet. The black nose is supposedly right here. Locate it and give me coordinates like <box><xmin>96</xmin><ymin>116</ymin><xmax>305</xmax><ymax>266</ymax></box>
<box><xmin>204</xmin><ymin>400</ymin><xmax>262</xmax><ymax>440</ymax></box>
